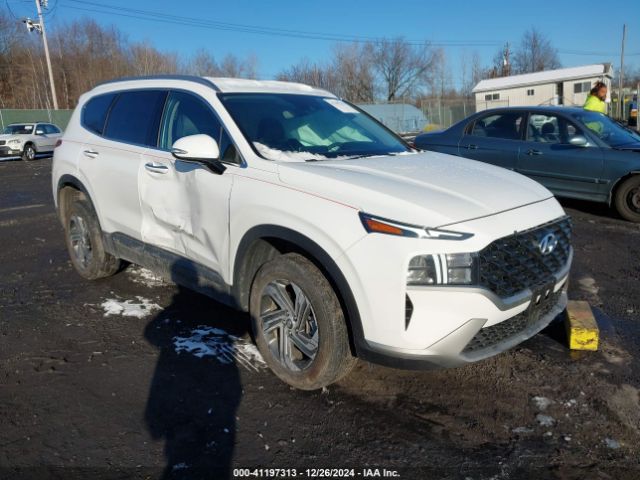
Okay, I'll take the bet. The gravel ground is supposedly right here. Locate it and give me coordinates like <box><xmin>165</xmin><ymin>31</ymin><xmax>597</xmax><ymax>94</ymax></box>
<box><xmin>1</xmin><ymin>158</ymin><xmax>639</xmax><ymax>479</ymax></box>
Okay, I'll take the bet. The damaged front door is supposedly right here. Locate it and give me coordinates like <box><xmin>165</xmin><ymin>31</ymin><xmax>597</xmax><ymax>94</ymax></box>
<box><xmin>138</xmin><ymin>90</ymin><xmax>234</xmax><ymax>278</ymax></box>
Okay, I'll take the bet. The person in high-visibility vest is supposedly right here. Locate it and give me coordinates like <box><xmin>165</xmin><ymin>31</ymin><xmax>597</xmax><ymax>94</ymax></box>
<box><xmin>583</xmin><ymin>81</ymin><xmax>608</xmax><ymax>114</ymax></box>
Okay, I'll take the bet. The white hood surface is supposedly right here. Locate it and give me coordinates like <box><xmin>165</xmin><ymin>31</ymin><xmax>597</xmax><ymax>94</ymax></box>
<box><xmin>277</xmin><ymin>151</ymin><xmax>554</xmax><ymax>227</ymax></box>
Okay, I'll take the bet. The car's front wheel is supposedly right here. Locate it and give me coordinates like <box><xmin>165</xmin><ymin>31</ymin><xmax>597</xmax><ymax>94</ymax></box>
<box><xmin>614</xmin><ymin>176</ymin><xmax>640</xmax><ymax>223</ymax></box>
<box><xmin>64</xmin><ymin>199</ymin><xmax>122</xmax><ymax>279</ymax></box>
<box><xmin>22</xmin><ymin>143</ymin><xmax>36</xmax><ymax>161</ymax></box>
<box><xmin>249</xmin><ymin>253</ymin><xmax>356</xmax><ymax>390</ymax></box>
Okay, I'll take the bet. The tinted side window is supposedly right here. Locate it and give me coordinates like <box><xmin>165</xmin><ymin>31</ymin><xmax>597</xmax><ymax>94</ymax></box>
<box><xmin>83</xmin><ymin>93</ymin><xmax>117</xmax><ymax>135</ymax></box>
<box><xmin>159</xmin><ymin>91</ymin><xmax>221</xmax><ymax>149</ymax></box>
<box><xmin>470</xmin><ymin>112</ymin><xmax>524</xmax><ymax>140</ymax></box>
<box><xmin>104</xmin><ymin>90</ymin><xmax>167</xmax><ymax>146</ymax></box>
<box><xmin>43</xmin><ymin>124</ymin><xmax>60</xmax><ymax>134</ymax></box>
<box><xmin>527</xmin><ymin>113</ymin><xmax>583</xmax><ymax>145</ymax></box>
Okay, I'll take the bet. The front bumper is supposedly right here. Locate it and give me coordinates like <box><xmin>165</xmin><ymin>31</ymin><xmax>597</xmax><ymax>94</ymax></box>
<box><xmin>359</xmin><ymin>276</ymin><xmax>568</xmax><ymax>370</ymax></box>
<box><xmin>0</xmin><ymin>146</ymin><xmax>22</xmax><ymax>157</ymax></box>
<box><xmin>338</xmin><ymin>198</ymin><xmax>572</xmax><ymax>369</ymax></box>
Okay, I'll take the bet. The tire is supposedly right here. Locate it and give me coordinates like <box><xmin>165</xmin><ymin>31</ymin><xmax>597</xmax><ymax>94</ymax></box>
<box><xmin>22</xmin><ymin>143</ymin><xmax>36</xmax><ymax>161</ymax></box>
<box><xmin>614</xmin><ymin>176</ymin><xmax>640</xmax><ymax>223</ymax></box>
<box><xmin>64</xmin><ymin>199</ymin><xmax>121</xmax><ymax>279</ymax></box>
<box><xmin>249</xmin><ymin>253</ymin><xmax>356</xmax><ymax>390</ymax></box>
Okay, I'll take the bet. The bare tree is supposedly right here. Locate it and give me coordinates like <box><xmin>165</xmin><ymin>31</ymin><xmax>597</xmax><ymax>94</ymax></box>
<box><xmin>331</xmin><ymin>43</ymin><xmax>375</xmax><ymax>103</ymax></box>
<box><xmin>277</xmin><ymin>58</ymin><xmax>339</xmax><ymax>93</ymax></box>
<box><xmin>182</xmin><ymin>49</ymin><xmax>220</xmax><ymax>76</ymax></box>
<box><xmin>371</xmin><ymin>38</ymin><xmax>439</xmax><ymax>101</ymax></box>
<box><xmin>489</xmin><ymin>43</ymin><xmax>512</xmax><ymax>78</ymax></box>
<box><xmin>513</xmin><ymin>28</ymin><xmax>561</xmax><ymax>74</ymax></box>
<box><xmin>218</xmin><ymin>53</ymin><xmax>258</xmax><ymax>79</ymax></box>
<box><xmin>129</xmin><ymin>41</ymin><xmax>178</xmax><ymax>75</ymax></box>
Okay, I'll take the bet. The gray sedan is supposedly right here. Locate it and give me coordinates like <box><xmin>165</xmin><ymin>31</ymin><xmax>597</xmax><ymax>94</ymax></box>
<box><xmin>414</xmin><ymin>106</ymin><xmax>640</xmax><ymax>222</ymax></box>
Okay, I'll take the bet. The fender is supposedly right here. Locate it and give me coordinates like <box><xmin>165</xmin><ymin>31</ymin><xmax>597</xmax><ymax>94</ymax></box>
<box><xmin>56</xmin><ymin>174</ymin><xmax>100</xmax><ymax>221</ymax></box>
<box><xmin>232</xmin><ymin>224</ymin><xmax>367</xmax><ymax>357</ymax></box>
<box><xmin>609</xmin><ymin>171</ymin><xmax>640</xmax><ymax>205</ymax></box>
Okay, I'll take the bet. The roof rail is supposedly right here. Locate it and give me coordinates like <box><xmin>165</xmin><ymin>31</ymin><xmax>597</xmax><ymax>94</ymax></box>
<box><xmin>95</xmin><ymin>74</ymin><xmax>220</xmax><ymax>92</ymax></box>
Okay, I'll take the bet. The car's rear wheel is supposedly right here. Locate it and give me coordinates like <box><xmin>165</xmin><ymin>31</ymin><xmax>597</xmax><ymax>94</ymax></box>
<box><xmin>64</xmin><ymin>199</ymin><xmax>121</xmax><ymax>279</ymax></box>
<box><xmin>22</xmin><ymin>144</ymin><xmax>36</xmax><ymax>161</ymax></box>
<box><xmin>249</xmin><ymin>253</ymin><xmax>356</xmax><ymax>390</ymax></box>
<box><xmin>614</xmin><ymin>176</ymin><xmax>640</xmax><ymax>223</ymax></box>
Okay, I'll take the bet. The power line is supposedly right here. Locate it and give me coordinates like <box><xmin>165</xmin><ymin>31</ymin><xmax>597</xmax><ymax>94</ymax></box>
<box><xmin>61</xmin><ymin>0</ymin><xmax>503</xmax><ymax>47</ymax></box>
<box><xmin>559</xmin><ymin>48</ymin><xmax>640</xmax><ymax>57</ymax></box>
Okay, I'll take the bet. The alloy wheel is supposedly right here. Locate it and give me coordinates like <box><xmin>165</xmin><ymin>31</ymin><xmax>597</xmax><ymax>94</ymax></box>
<box><xmin>69</xmin><ymin>215</ymin><xmax>93</xmax><ymax>268</ymax></box>
<box><xmin>25</xmin><ymin>146</ymin><xmax>35</xmax><ymax>160</ymax></box>
<box><xmin>260</xmin><ymin>280</ymin><xmax>319</xmax><ymax>371</ymax></box>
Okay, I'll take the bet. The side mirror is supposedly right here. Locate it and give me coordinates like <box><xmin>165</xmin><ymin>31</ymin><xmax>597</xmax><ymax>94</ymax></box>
<box><xmin>171</xmin><ymin>134</ymin><xmax>226</xmax><ymax>174</ymax></box>
<box><xmin>569</xmin><ymin>135</ymin><xmax>588</xmax><ymax>147</ymax></box>
<box><xmin>35</xmin><ymin>130</ymin><xmax>44</xmax><ymax>135</ymax></box>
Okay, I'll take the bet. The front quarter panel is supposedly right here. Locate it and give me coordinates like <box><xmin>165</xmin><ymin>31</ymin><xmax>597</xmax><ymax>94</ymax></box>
<box><xmin>228</xmin><ymin>171</ymin><xmax>366</xmax><ymax>286</ymax></box>
<box><xmin>603</xmin><ymin>149</ymin><xmax>640</xmax><ymax>196</ymax></box>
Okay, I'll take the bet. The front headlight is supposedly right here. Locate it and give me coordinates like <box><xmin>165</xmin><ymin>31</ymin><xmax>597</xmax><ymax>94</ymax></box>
<box><xmin>359</xmin><ymin>212</ymin><xmax>473</xmax><ymax>240</ymax></box>
<box><xmin>8</xmin><ymin>139</ymin><xmax>21</xmax><ymax>145</ymax></box>
<box><xmin>407</xmin><ymin>252</ymin><xmax>478</xmax><ymax>286</ymax></box>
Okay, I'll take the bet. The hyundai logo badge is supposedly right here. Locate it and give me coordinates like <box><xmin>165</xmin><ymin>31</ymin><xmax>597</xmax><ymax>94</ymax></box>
<box><xmin>538</xmin><ymin>233</ymin><xmax>558</xmax><ymax>255</ymax></box>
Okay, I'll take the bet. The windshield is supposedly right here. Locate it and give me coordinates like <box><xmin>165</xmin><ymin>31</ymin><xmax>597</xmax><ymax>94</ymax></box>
<box><xmin>218</xmin><ymin>93</ymin><xmax>411</xmax><ymax>161</ymax></box>
<box><xmin>570</xmin><ymin>111</ymin><xmax>640</xmax><ymax>148</ymax></box>
<box><xmin>3</xmin><ymin>124</ymin><xmax>34</xmax><ymax>135</ymax></box>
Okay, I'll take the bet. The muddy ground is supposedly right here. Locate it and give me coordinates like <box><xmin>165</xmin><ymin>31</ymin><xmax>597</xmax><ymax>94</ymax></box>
<box><xmin>0</xmin><ymin>159</ymin><xmax>639</xmax><ymax>479</ymax></box>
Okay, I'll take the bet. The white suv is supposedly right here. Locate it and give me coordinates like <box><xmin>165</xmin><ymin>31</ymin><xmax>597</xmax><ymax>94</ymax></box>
<box><xmin>1</xmin><ymin>122</ymin><xmax>63</xmax><ymax>160</ymax></box>
<box><xmin>52</xmin><ymin>76</ymin><xmax>572</xmax><ymax>389</ymax></box>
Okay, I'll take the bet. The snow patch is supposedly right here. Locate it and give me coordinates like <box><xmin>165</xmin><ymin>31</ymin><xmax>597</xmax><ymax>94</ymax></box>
<box><xmin>532</xmin><ymin>396</ymin><xmax>552</xmax><ymax>411</ymax></box>
<box><xmin>254</xmin><ymin>142</ymin><xmax>340</xmax><ymax>162</ymax></box>
<box><xmin>127</xmin><ymin>265</ymin><xmax>166</xmax><ymax>287</ymax></box>
<box><xmin>536</xmin><ymin>414</ymin><xmax>555</xmax><ymax>427</ymax></box>
<box><xmin>100</xmin><ymin>296</ymin><xmax>161</xmax><ymax>318</ymax></box>
<box><xmin>511</xmin><ymin>427</ymin><xmax>534</xmax><ymax>434</ymax></box>
<box><xmin>604</xmin><ymin>438</ymin><xmax>620</xmax><ymax>449</ymax></box>
<box><xmin>173</xmin><ymin>326</ymin><xmax>266</xmax><ymax>372</ymax></box>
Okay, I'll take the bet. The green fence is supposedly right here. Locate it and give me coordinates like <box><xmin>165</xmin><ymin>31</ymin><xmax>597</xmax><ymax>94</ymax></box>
<box><xmin>0</xmin><ymin>109</ymin><xmax>74</xmax><ymax>131</ymax></box>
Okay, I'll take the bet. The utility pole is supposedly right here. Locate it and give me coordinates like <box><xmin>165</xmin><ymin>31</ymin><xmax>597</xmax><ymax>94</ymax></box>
<box><xmin>34</xmin><ymin>0</ymin><xmax>58</xmax><ymax>110</ymax></box>
<box><xmin>617</xmin><ymin>24</ymin><xmax>626</xmax><ymax>120</ymax></box>
<box><xmin>502</xmin><ymin>43</ymin><xmax>511</xmax><ymax>77</ymax></box>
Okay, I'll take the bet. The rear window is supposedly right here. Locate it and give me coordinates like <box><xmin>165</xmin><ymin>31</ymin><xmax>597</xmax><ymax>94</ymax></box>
<box><xmin>469</xmin><ymin>112</ymin><xmax>524</xmax><ymax>140</ymax></box>
<box><xmin>104</xmin><ymin>90</ymin><xmax>167</xmax><ymax>147</ymax></box>
<box><xmin>82</xmin><ymin>93</ymin><xmax>116</xmax><ymax>135</ymax></box>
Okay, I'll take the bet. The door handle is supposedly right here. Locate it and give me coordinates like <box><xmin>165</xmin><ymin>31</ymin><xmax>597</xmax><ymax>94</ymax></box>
<box><xmin>466</xmin><ymin>144</ymin><xmax>478</xmax><ymax>150</ymax></box>
<box><xmin>83</xmin><ymin>149</ymin><xmax>99</xmax><ymax>158</ymax></box>
<box><xmin>144</xmin><ymin>162</ymin><xmax>169</xmax><ymax>174</ymax></box>
<box><xmin>527</xmin><ymin>149</ymin><xmax>543</xmax><ymax>156</ymax></box>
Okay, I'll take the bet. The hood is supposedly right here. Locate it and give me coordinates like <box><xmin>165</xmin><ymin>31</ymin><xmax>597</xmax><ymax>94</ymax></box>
<box><xmin>0</xmin><ymin>134</ymin><xmax>20</xmax><ymax>141</ymax></box>
<box><xmin>277</xmin><ymin>151</ymin><xmax>554</xmax><ymax>227</ymax></box>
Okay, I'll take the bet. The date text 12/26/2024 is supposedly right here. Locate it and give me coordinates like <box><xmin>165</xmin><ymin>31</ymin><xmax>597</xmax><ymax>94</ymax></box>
<box><xmin>233</xmin><ymin>468</ymin><xmax>401</xmax><ymax>478</ymax></box>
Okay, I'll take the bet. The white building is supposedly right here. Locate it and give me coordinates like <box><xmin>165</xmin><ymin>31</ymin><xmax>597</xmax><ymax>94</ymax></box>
<box><xmin>472</xmin><ymin>63</ymin><xmax>613</xmax><ymax>112</ymax></box>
